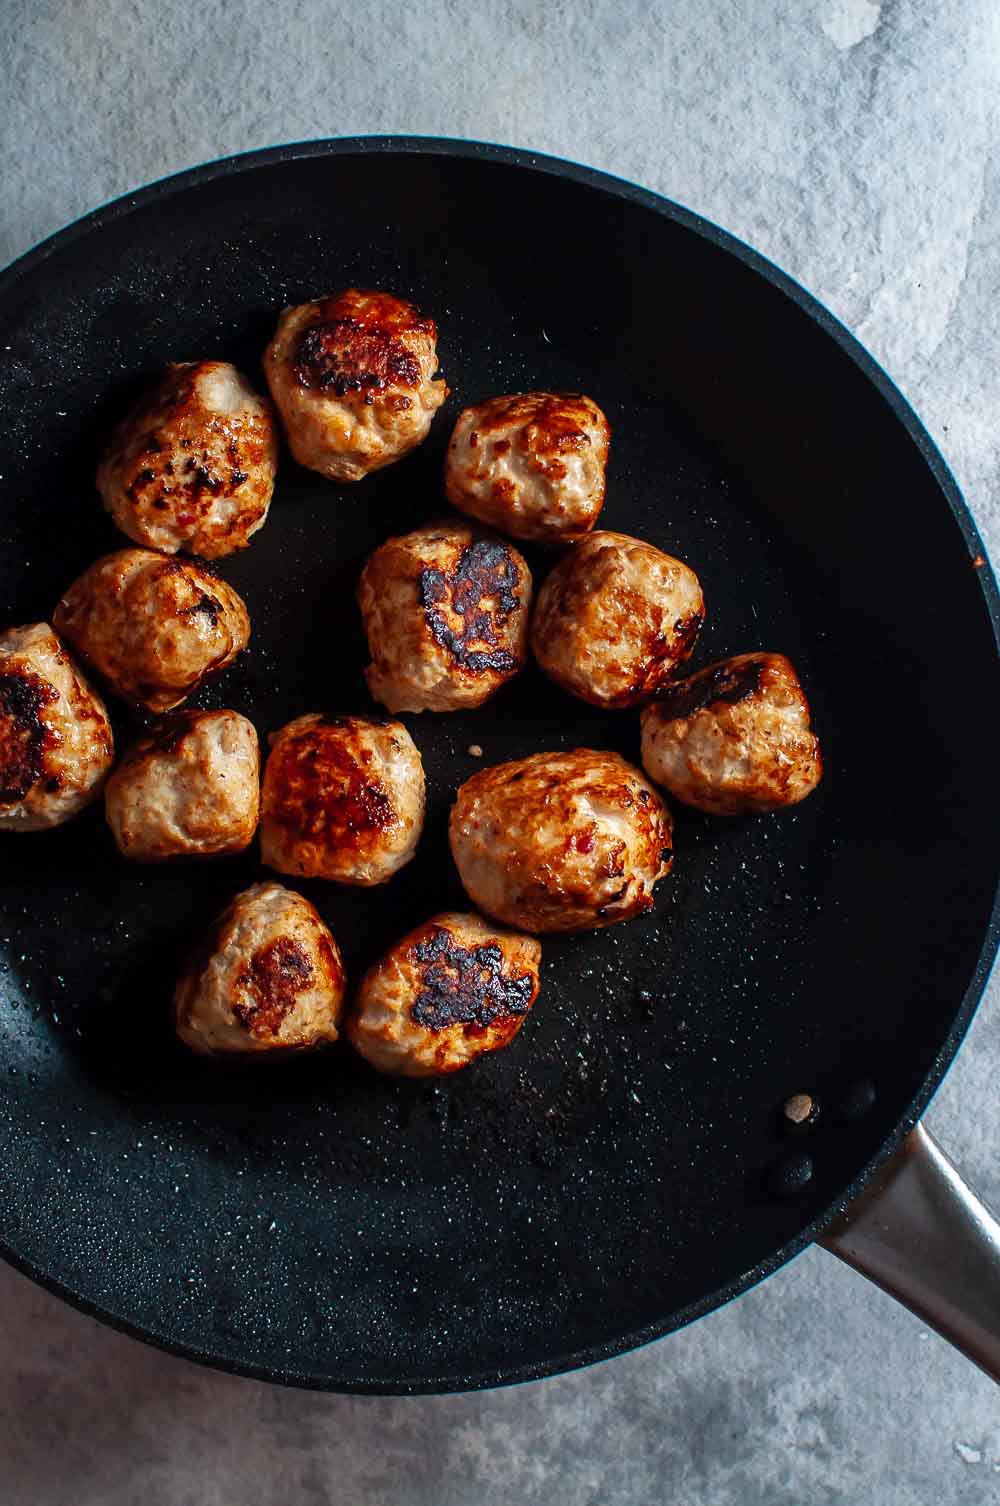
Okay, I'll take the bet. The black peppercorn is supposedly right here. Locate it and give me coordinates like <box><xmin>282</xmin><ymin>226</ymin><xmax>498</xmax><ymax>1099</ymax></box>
<box><xmin>769</xmin><ymin>1150</ymin><xmax>814</xmax><ymax>1198</ymax></box>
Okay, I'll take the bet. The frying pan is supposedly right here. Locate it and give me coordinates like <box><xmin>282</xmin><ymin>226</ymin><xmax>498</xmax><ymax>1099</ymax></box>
<box><xmin>1</xmin><ymin>138</ymin><xmax>998</xmax><ymax>1394</ymax></box>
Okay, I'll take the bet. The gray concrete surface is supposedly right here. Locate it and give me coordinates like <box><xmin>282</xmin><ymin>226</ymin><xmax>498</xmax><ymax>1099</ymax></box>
<box><xmin>2</xmin><ymin>0</ymin><xmax>999</xmax><ymax>1501</ymax></box>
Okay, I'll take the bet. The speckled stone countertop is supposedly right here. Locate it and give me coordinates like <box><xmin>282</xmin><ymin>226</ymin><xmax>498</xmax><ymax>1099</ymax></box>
<box><xmin>2</xmin><ymin>2</ymin><xmax>999</xmax><ymax>1502</ymax></box>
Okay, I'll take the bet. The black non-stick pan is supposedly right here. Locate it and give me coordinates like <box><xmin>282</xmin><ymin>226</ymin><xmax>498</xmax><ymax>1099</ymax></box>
<box><xmin>1</xmin><ymin>139</ymin><xmax>998</xmax><ymax>1393</ymax></box>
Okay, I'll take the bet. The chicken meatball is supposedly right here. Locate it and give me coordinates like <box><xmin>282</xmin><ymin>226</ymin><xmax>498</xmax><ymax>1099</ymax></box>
<box><xmin>358</xmin><ymin>522</ymin><xmax>532</xmax><ymax>713</ymax></box>
<box><xmin>450</xmin><ymin>749</ymin><xmax>673</xmax><ymax>933</ymax></box>
<box><xmin>53</xmin><ymin>548</ymin><xmax>251</xmax><ymax>713</ymax></box>
<box><xmin>260</xmin><ymin>713</ymin><xmax>424</xmax><ymax>885</ymax></box>
<box><xmin>96</xmin><ymin>360</ymin><xmax>278</xmax><ymax>558</ymax></box>
<box><xmin>0</xmin><ymin>623</ymin><xmax>113</xmax><ymax>832</ymax></box>
<box><xmin>174</xmin><ymin>882</ymin><xmax>346</xmax><ymax>1057</ymax></box>
<box><xmin>640</xmin><ymin>652</ymin><xmax>822</xmax><ymax>815</ymax></box>
<box><xmin>105</xmin><ymin>710</ymin><xmax>259</xmax><ymax>860</ymax></box>
<box><xmin>263</xmin><ymin>289</ymin><xmax>446</xmax><ymax>482</ymax></box>
<box><xmin>445</xmin><ymin>392</ymin><xmax>610</xmax><ymax>542</ymax></box>
<box><xmin>531</xmin><ymin>531</ymin><xmax>704</xmax><ymax>709</ymax></box>
<box><xmin>347</xmin><ymin>912</ymin><xmax>541</xmax><ymax>1078</ymax></box>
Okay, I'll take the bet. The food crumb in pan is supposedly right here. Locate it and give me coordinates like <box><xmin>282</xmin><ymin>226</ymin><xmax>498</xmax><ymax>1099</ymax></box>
<box><xmin>467</xmin><ymin>744</ymin><xmax>483</xmax><ymax>758</ymax></box>
<box><xmin>782</xmin><ymin>1091</ymin><xmax>820</xmax><ymax>1131</ymax></box>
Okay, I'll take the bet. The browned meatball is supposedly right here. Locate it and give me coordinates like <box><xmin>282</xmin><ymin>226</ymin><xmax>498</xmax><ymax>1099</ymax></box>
<box><xmin>640</xmin><ymin>652</ymin><xmax>822</xmax><ymax>815</ymax></box>
<box><xmin>260</xmin><ymin>713</ymin><xmax>425</xmax><ymax>885</ymax></box>
<box><xmin>346</xmin><ymin>912</ymin><xmax>541</xmax><ymax>1077</ymax></box>
<box><xmin>105</xmin><ymin>710</ymin><xmax>259</xmax><ymax>860</ymax></box>
<box><xmin>96</xmin><ymin>361</ymin><xmax>278</xmax><ymax>558</ymax></box>
<box><xmin>0</xmin><ymin>623</ymin><xmax>114</xmax><ymax>832</ymax></box>
<box><xmin>449</xmin><ymin>749</ymin><xmax>673</xmax><ymax>933</ymax></box>
<box><xmin>358</xmin><ymin>522</ymin><xmax>532</xmax><ymax>713</ymax></box>
<box><xmin>445</xmin><ymin>392</ymin><xmax>610</xmax><ymax>542</ymax></box>
<box><xmin>174</xmin><ymin>882</ymin><xmax>346</xmax><ymax>1056</ymax></box>
<box><xmin>531</xmin><ymin>531</ymin><xmax>704</xmax><ymax>709</ymax></box>
<box><xmin>263</xmin><ymin>289</ymin><xmax>446</xmax><ymax>481</ymax></box>
<box><xmin>53</xmin><ymin>548</ymin><xmax>250</xmax><ymax>713</ymax></box>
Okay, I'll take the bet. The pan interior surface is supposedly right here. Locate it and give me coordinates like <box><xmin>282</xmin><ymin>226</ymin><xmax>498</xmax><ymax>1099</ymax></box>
<box><xmin>0</xmin><ymin>143</ymin><xmax>997</xmax><ymax>1391</ymax></box>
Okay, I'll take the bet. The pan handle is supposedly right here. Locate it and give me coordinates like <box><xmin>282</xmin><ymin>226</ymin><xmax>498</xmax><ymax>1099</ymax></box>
<box><xmin>819</xmin><ymin>1123</ymin><xmax>1000</xmax><ymax>1382</ymax></box>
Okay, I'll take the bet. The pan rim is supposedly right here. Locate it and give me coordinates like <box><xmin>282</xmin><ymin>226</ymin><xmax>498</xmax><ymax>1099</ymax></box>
<box><xmin>2</xmin><ymin>133</ymin><xmax>998</xmax><ymax>1394</ymax></box>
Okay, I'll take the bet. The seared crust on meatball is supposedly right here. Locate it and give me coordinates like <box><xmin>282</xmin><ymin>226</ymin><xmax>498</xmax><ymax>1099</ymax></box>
<box><xmin>97</xmin><ymin>361</ymin><xmax>278</xmax><ymax>558</ymax></box>
<box><xmin>105</xmin><ymin>709</ymin><xmax>259</xmax><ymax>860</ymax></box>
<box><xmin>260</xmin><ymin>713</ymin><xmax>425</xmax><ymax>885</ymax></box>
<box><xmin>53</xmin><ymin>548</ymin><xmax>251</xmax><ymax>713</ymax></box>
<box><xmin>263</xmin><ymin>289</ymin><xmax>446</xmax><ymax>482</ymax></box>
<box><xmin>0</xmin><ymin>623</ymin><xmax>113</xmax><ymax>832</ymax></box>
<box><xmin>346</xmin><ymin>912</ymin><xmax>541</xmax><ymax>1077</ymax></box>
<box><xmin>358</xmin><ymin>521</ymin><xmax>533</xmax><ymax>713</ymax></box>
<box><xmin>445</xmin><ymin>392</ymin><xmax>610</xmax><ymax>541</ymax></box>
<box><xmin>449</xmin><ymin>749</ymin><xmax>673</xmax><ymax>933</ymax></box>
<box><xmin>174</xmin><ymin>882</ymin><xmax>346</xmax><ymax>1056</ymax></box>
<box><xmin>640</xmin><ymin>652</ymin><xmax>822</xmax><ymax>815</ymax></box>
<box><xmin>531</xmin><ymin>531</ymin><xmax>704</xmax><ymax>709</ymax></box>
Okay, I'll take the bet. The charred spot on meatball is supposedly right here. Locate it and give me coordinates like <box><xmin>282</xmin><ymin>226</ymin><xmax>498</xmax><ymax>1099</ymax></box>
<box><xmin>187</xmin><ymin>592</ymin><xmax>223</xmax><ymax>625</ymax></box>
<box><xmin>139</xmin><ymin>712</ymin><xmax>198</xmax><ymax>757</ymax></box>
<box><xmin>0</xmin><ymin>670</ymin><xmax>58</xmax><ymax>803</ymax></box>
<box><xmin>409</xmin><ymin>927</ymin><xmax>536</xmax><ymax>1032</ymax></box>
<box><xmin>234</xmin><ymin>937</ymin><xmax>315</xmax><ymax>1039</ymax></box>
<box><xmin>294</xmin><ymin>321</ymin><xmax>424</xmax><ymax>398</ymax></box>
<box><xmin>420</xmin><ymin>539</ymin><xmax>522</xmax><ymax>674</ymax></box>
<box><xmin>358</xmin><ymin>523</ymin><xmax>532</xmax><ymax>713</ymax></box>
<box><xmin>640</xmin><ymin>652</ymin><xmax>822</xmax><ymax>816</ymax></box>
<box><xmin>264</xmin><ymin>290</ymin><xmax>445</xmax><ymax>482</ymax></box>
<box><xmin>671</xmin><ymin>609</ymin><xmax>706</xmax><ymax>664</ymax></box>
<box><xmin>654</xmin><ymin>655</ymin><xmax>766</xmax><ymax>721</ymax></box>
<box><xmin>267</xmin><ymin>727</ymin><xmax>397</xmax><ymax>841</ymax></box>
<box><xmin>346</xmin><ymin>912</ymin><xmax>541</xmax><ymax>1077</ymax></box>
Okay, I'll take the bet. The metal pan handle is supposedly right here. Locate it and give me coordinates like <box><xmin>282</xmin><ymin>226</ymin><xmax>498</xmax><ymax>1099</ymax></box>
<box><xmin>820</xmin><ymin>1124</ymin><xmax>1000</xmax><ymax>1382</ymax></box>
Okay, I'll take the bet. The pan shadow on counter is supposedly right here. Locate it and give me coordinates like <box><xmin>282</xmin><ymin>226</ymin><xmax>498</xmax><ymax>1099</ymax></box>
<box><xmin>0</xmin><ymin>1240</ymin><xmax>997</xmax><ymax>1506</ymax></box>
